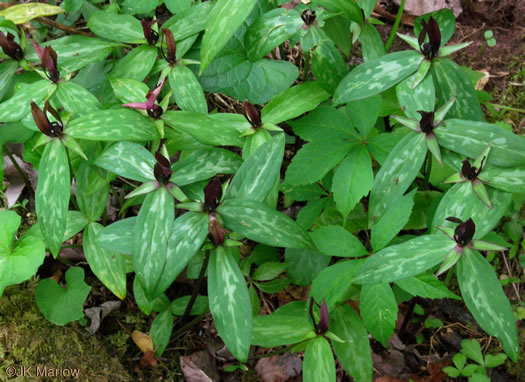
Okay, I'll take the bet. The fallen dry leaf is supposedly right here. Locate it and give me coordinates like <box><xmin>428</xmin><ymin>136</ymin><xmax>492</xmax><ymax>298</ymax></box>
<box><xmin>180</xmin><ymin>351</ymin><xmax>220</xmax><ymax>382</ymax></box>
<box><xmin>132</xmin><ymin>330</ymin><xmax>154</xmax><ymax>353</ymax></box>
<box><xmin>84</xmin><ymin>300</ymin><xmax>121</xmax><ymax>335</ymax></box>
<box><xmin>255</xmin><ymin>353</ymin><xmax>302</xmax><ymax>382</ymax></box>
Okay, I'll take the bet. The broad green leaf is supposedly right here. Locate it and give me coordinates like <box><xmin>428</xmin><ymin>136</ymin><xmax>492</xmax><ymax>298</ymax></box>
<box><xmin>369</xmin><ymin>132</ymin><xmax>426</xmax><ymax>225</ymax></box>
<box><xmin>0</xmin><ymin>60</ymin><xmax>17</xmax><ymax>102</ymax></box>
<box><xmin>252</xmin><ymin>262</ymin><xmax>286</xmax><ymax>281</ymax></box>
<box><xmin>431</xmin><ymin>58</ymin><xmax>483</xmax><ymax>121</ymax></box>
<box><xmin>321</xmin><ymin>15</ymin><xmax>351</xmax><ymax>56</ymax></box>
<box><xmin>95</xmin><ymin>141</ymin><xmax>156</xmax><ymax>182</ymax></box>
<box><xmin>396</xmin><ymin>274</ymin><xmax>460</xmax><ymax>300</ymax></box>
<box><xmin>312</xmin><ymin>0</ymin><xmax>363</xmax><ymax>23</ymax></box>
<box><xmin>480</xmin><ymin>166</ymin><xmax>525</xmax><ymax>194</ymax></box>
<box><xmin>333</xmin><ymin>50</ymin><xmax>423</xmax><ymax>104</ymax></box>
<box><xmin>251</xmin><ymin>312</ymin><xmax>314</xmax><ymax>347</ymax></box>
<box><xmin>24</xmin><ymin>36</ymin><xmax>121</xmax><ymax>73</ymax></box>
<box><xmin>360</xmin><ymin>282</ymin><xmax>398</xmax><ymax>346</ymax></box>
<box><xmin>371</xmin><ymin>189</ymin><xmax>416</xmax><ymax>251</ymax></box>
<box><xmin>35</xmin><ymin>139</ymin><xmax>70</xmax><ymax>257</ymax></box>
<box><xmin>226</xmin><ymin>134</ymin><xmax>284</xmax><ymax>202</ymax></box>
<box><xmin>0</xmin><ymin>3</ymin><xmax>63</xmax><ymax>24</ymax></box>
<box><xmin>262</xmin><ymin>82</ymin><xmax>331</xmax><ymax>125</ymax></box>
<box><xmin>303</xmin><ymin>336</ymin><xmax>336</xmax><ymax>382</ymax></box>
<box><xmin>296</xmin><ymin>198</ymin><xmax>328</xmax><ymax>230</ymax></box>
<box><xmin>171</xmin><ymin>295</ymin><xmax>209</xmax><ymax>316</ymax></box>
<box><xmin>431</xmin><ymin>182</ymin><xmax>512</xmax><ymax>239</ymax></box>
<box><xmin>56</xmin><ymin>81</ymin><xmax>100</xmax><ymax>116</ymax></box>
<box><xmin>133</xmin><ymin>277</ymin><xmax>170</xmax><ymax>315</ymax></box>
<box><xmin>208</xmin><ymin>246</ymin><xmax>252</xmax><ymax>362</ymax></box>
<box><xmin>75</xmin><ymin>161</ymin><xmax>109</xmax><ymax>222</ymax></box>
<box><xmin>83</xmin><ymin>223</ymin><xmax>127</xmax><ymax>300</ymax></box>
<box><xmin>344</xmin><ymin>95</ymin><xmax>381</xmax><ymax>138</ymax></box>
<box><xmin>484</xmin><ymin>353</ymin><xmax>507</xmax><ymax>368</ymax></box>
<box><xmin>310</xmin><ymin>260</ymin><xmax>361</xmax><ymax>309</ymax></box>
<box><xmin>332</xmin><ymin>145</ymin><xmax>373</xmax><ymax>219</ymax></box>
<box><xmin>164</xmin><ymin>2</ymin><xmax>213</xmax><ymax>41</ymax></box>
<box><xmin>358</xmin><ymin>0</ymin><xmax>378</xmax><ymax>18</ymax></box>
<box><xmin>358</xmin><ymin>22</ymin><xmax>385</xmax><ymax>62</ymax></box>
<box><xmin>367</xmin><ymin>129</ymin><xmax>411</xmax><ymax>166</ymax></box>
<box><xmin>460</xmin><ymin>339</ymin><xmax>484</xmax><ymax>365</ymax></box>
<box><xmin>109</xmin><ymin>77</ymin><xmax>149</xmax><ymax>105</ymax></box>
<box><xmin>68</xmin><ymin>109</ymin><xmax>159</xmax><ymax>141</ymax></box>
<box><xmin>171</xmin><ymin>148</ymin><xmax>242</xmax><ymax>186</ymax></box>
<box><xmin>285</xmin><ymin>247</ymin><xmax>331</xmax><ymax>286</ymax></box>
<box><xmin>150</xmin><ymin>309</ymin><xmax>173</xmax><ymax>357</ymax></box>
<box><xmin>353</xmin><ymin>235</ymin><xmax>456</xmax><ymax>284</ymax></box>
<box><xmin>331</xmin><ymin>304</ymin><xmax>372</xmax><ymax>382</ymax></box>
<box><xmin>311</xmin><ymin>38</ymin><xmax>348</xmax><ymax>93</ymax></box>
<box><xmin>34</xmin><ymin>267</ymin><xmax>91</xmax><ymax>326</ymax></box>
<box><xmin>201</xmin><ymin>57</ymin><xmax>298</xmax><ymax>104</ymax></box>
<box><xmin>0</xmin><ymin>80</ymin><xmax>52</xmax><ymax>123</ymax></box>
<box><xmin>154</xmin><ymin>212</ymin><xmax>209</xmax><ymax>297</ymax></box>
<box><xmin>63</xmin><ymin>0</ymin><xmax>85</xmax><ymax>13</ymax></box>
<box><xmin>396</xmin><ymin>70</ymin><xmax>435</xmax><ymax>120</ymax></box>
<box><xmin>164</xmin><ymin>0</ymin><xmax>191</xmax><ymax>14</ymax></box>
<box><xmin>310</xmin><ymin>225</ymin><xmax>368</xmax><ymax>257</ymax></box>
<box><xmin>121</xmin><ymin>0</ymin><xmax>158</xmax><ymax>15</ymax></box>
<box><xmin>96</xmin><ymin>217</ymin><xmax>136</xmax><ymax>255</ymax></box>
<box><xmin>245</xmin><ymin>8</ymin><xmax>302</xmax><ymax>61</ymax></box>
<box><xmin>218</xmin><ymin>199</ymin><xmax>313</xmax><ymax>249</ymax></box>
<box><xmin>0</xmin><ymin>211</ymin><xmax>45</xmax><ymax>296</ymax></box>
<box><xmin>162</xmin><ymin>111</ymin><xmax>243</xmax><ymax>147</ymax></box>
<box><xmin>436</xmin><ymin>119</ymin><xmax>525</xmax><ymax>167</ymax></box>
<box><xmin>134</xmin><ymin>188</ymin><xmax>174</xmax><ymax>299</ymax></box>
<box><xmin>169</xmin><ymin>64</ymin><xmax>208</xmax><ymax>114</ymax></box>
<box><xmin>200</xmin><ymin>0</ymin><xmax>257</xmax><ymax>73</ymax></box>
<box><xmin>110</xmin><ymin>45</ymin><xmax>157</xmax><ymax>81</ymax></box>
<box><xmin>458</xmin><ymin>249</ymin><xmax>519</xmax><ymax>362</ymax></box>
<box><xmin>87</xmin><ymin>11</ymin><xmax>143</xmax><ymax>43</ymax></box>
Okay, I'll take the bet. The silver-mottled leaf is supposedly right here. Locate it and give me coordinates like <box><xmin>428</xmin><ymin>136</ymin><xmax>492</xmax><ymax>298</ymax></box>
<box><xmin>0</xmin><ymin>80</ymin><xmax>53</xmax><ymax>123</ymax></box>
<box><xmin>95</xmin><ymin>141</ymin><xmax>156</xmax><ymax>182</ymax></box>
<box><xmin>96</xmin><ymin>217</ymin><xmax>137</xmax><ymax>255</ymax></box>
<box><xmin>56</xmin><ymin>81</ymin><xmax>100</xmax><ymax>116</ymax></box>
<box><xmin>360</xmin><ymin>282</ymin><xmax>398</xmax><ymax>346</ymax></box>
<box><xmin>303</xmin><ymin>336</ymin><xmax>336</xmax><ymax>382</ymax></box>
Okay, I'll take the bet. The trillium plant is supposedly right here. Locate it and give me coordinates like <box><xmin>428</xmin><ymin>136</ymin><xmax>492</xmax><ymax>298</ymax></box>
<box><xmin>0</xmin><ymin>1</ymin><xmax>523</xmax><ymax>381</ymax></box>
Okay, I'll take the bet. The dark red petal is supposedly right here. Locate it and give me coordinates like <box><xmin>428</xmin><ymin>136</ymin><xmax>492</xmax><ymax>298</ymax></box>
<box><xmin>418</xmin><ymin>19</ymin><xmax>428</xmax><ymax>47</ymax></box>
<box><xmin>163</xmin><ymin>28</ymin><xmax>176</xmax><ymax>64</ymax></box>
<box><xmin>427</xmin><ymin>17</ymin><xmax>441</xmax><ymax>49</ymax></box>
<box><xmin>208</xmin><ymin>213</ymin><xmax>225</xmax><ymax>246</ymax></box>
<box><xmin>154</xmin><ymin>152</ymin><xmax>171</xmax><ymax>169</ymax></box>
<box><xmin>243</xmin><ymin>100</ymin><xmax>261</xmax><ymax>127</ymax></box>
<box><xmin>445</xmin><ymin>216</ymin><xmax>463</xmax><ymax>224</ymax></box>
<box><xmin>318</xmin><ymin>299</ymin><xmax>329</xmax><ymax>334</ymax></box>
<box><xmin>204</xmin><ymin>179</ymin><xmax>222</xmax><ymax>210</ymax></box>
<box><xmin>31</xmin><ymin>101</ymin><xmax>51</xmax><ymax>136</ymax></box>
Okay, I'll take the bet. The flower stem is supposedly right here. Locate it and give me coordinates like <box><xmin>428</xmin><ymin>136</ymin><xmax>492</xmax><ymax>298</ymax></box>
<box><xmin>385</xmin><ymin>0</ymin><xmax>406</xmax><ymax>52</ymax></box>
<box><xmin>180</xmin><ymin>249</ymin><xmax>211</xmax><ymax>324</ymax></box>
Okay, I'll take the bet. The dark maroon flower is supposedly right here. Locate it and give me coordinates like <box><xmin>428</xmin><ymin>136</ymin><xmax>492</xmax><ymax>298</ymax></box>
<box><xmin>418</xmin><ymin>111</ymin><xmax>435</xmax><ymax>133</ymax></box>
<box><xmin>208</xmin><ymin>212</ymin><xmax>225</xmax><ymax>246</ymax></box>
<box><xmin>418</xmin><ymin>17</ymin><xmax>441</xmax><ymax>59</ymax></box>
<box><xmin>309</xmin><ymin>297</ymin><xmax>329</xmax><ymax>335</ymax></box>
<box><xmin>0</xmin><ymin>31</ymin><xmax>23</xmax><ymax>61</ymax></box>
<box><xmin>141</xmin><ymin>19</ymin><xmax>158</xmax><ymax>46</ymax></box>
<box><xmin>301</xmin><ymin>9</ymin><xmax>317</xmax><ymax>26</ymax></box>
<box><xmin>30</xmin><ymin>100</ymin><xmax>63</xmax><ymax>137</ymax></box>
<box><xmin>160</xmin><ymin>28</ymin><xmax>176</xmax><ymax>65</ymax></box>
<box><xmin>123</xmin><ymin>77</ymin><xmax>165</xmax><ymax>118</ymax></box>
<box><xmin>153</xmin><ymin>152</ymin><xmax>172</xmax><ymax>185</ymax></box>
<box><xmin>461</xmin><ymin>158</ymin><xmax>485</xmax><ymax>181</ymax></box>
<box><xmin>203</xmin><ymin>179</ymin><xmax>222</xmax><ymax>212</ymax></box>
<box><xmin>243</xmin><ymin>100</ymin><xmax>262</xmax><ymax>129</ymax></box>
<box><xmin>32</xmin><ymin>40</ymin><xmax>59</xmax><ymax>82</ymax></box>
<box><xmin>446</xmin><ymin>217</ymin><xmax>475</xmax><ymax>247</ymax></box>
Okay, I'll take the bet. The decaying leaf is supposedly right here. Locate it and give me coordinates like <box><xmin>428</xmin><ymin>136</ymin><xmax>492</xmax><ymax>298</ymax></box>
<box><xmin>180</xmin><ymin>351</ymin><xmax>220</xmax><ymax>382</ymax></box>
<box><xmin>255</xmin><ymin>353</ymin><xmax>302</xmax><ymax>382</ymax></box>
<box><xmin>84</xmin><ymin>300</ymin><xmax>121</xmax><ymax>335</ymax></box>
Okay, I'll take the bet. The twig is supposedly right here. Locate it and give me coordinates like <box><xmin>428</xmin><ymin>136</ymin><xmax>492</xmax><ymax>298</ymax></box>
<box><xmin>3</xmin><ymin>146</ymin><xmax>32</xmax><ymax>190</ymax></box>
<box><xmin>35</xmin><ymin>17</ymin><xmax>92</xmax><ymax>37</ymax></box>
<box><xmin>501</xmin><ymin>252</ymin><xmax>520</xmax><ymax>301</ymax></box>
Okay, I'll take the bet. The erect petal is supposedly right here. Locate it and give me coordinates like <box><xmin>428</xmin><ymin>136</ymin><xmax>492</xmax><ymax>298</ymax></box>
<box><xmin>418</xmin><ymin>20</ymin><xmax>427</xmax><ymax>48</ymax></box>
<box><xmin>204</xmin><ymin>179</ymin><xmax>222</xmax><ymax>210</ymax></box>
<box><xmin>154</xmin><ymin>151</ymin><xmax>171</xmax><ymax>169</ymax></box>
<box><xmin>31</xmin><ymin>101</ymin><xmax>51</xmax><ymax>136</ymax></box>
<box><xmin>44</xmin><ymin>100</ymin><xmax>62</xmax><ymax>124</ymax></box>
<box><xmin>208</xmin><ymin>212</ymin><xmax>225</xmax><ymax>246</ymax></box>
<box><xmin>122</xmin><ymin>102</ymin><xmax>149</xmax><ymax>110</ymax></box>
<box><xmin>141</xmin><ymin>19</ymin><xmax>158</xmax><ymax>45</ymax></box>
<box><xmin>162</xmin><ymin>28</ymin><xmax>176</xmax><ymax>64</ymax></box>
<box><xmin>44</xmin><ymin>46</ymin><xmax>58</xmax><ymax>72</ymax></box>
<box><xmin>32</xmin><ymin>40</ymin><xmax>45</xmax><ymax>61</ymax></box>
<box><xmin>461</xmin><ymin>159</ymin><xmax>477</xmax><ymax>180</ymax></box>
<box><xmin>242</xmin><ymin>100</ymin><xmax>261</xmax><ymax>128</ymax></box>
<box><xmin>427</xmin><ymin>17</ymin><xmax>441</xmax><ymax>49</ymax></box>
<box><xmin>318</xmin><ymin>299</ymin><xmax>329</xmax><ymax>334</ymax></box>
<box><xmin>146</xmin><ymin>76</ymin><xmax>166</xmax><ymax>109</ymax></box>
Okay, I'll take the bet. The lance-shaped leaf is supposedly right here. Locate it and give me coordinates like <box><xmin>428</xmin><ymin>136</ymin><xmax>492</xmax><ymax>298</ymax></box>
<box><xmin>75</xmin><ymin>161</ymin><xmax>109</xmax><ymax>222</ymax></box>
<box><xmin>35</xmin><ymin>139</ymin><xmax>70</xmax><ymax>257</ymax></box>
<box><xmin>285</xmin><ymin>247</ymin><xmax>331</xmax><ymax>286</ymax></box>
<box><xmin>369</xmin><ymin>132</ymin><xmax>427</xmax><ymax>225</ymax></box>
<box><xmin>95</xmin><ymin>141</ymin><xmax>156</xmax><ymax>182</ymax></box>
<box><xmin>251</xmin><ymin>311</ymin><xmax>314</xmax><ymax>347</ymax></box>
<box><xmin>0</xmin><ymin>210</ymin><xmax>46</xmax><ymax>296</ymax></box>
<box><xmin>110</xmin><ymin>45</ymin><xmax>157</xmax><ymax>82</ymax></box>
<box><xmin>396</xmin><ymin>273</ymin><xmax>460</xmax><ymax>300</ymax></box>
<box><xmin>96</xmin><ymin>217</ymin><xmax>137</xmax><ymax>255</ymax></box>
<box><xmin>353</xmin><ymin>235</ymin><xmax>456</xmax><ymax>284</ymax></box>
<box><xmin>152</xmin><ymin>212</ymin><xmax>208</xmax><ymax>297</ymax></box>
<box><xmin>67</xmin><ymin>109</ymin><xmax>159</xmax><ymax>141</ymax></box>
<box><xmin>431</xmin><ymin>182</ymin><xmax>512</xmax><ymax>239</ymax></box>
<box><xmin>0</xmin><ymin>80</ymin><xmax>53</xmax><ymax>123</ymax></box>
<box><xmin>458</xmin><ymin>249</ymin><xmax>519</xmax><ymax>362</ymax></box>
<box><xmin>88</xmin><ymin>11</ymin><xmax>143</xmax><ymax>43</ymax></box>
<box><xmin>83</xmin><ymin>222</ymin><xmax>127</xmax><ymax>300</ymax></box>
<box><xmin>333</xmin><ymin>50</ymin><xmax>423</xmax><ymax>105</ymax></box>
<box><xmin>359</xmin><ymin>22</ymin><xmax>386</xmax><ymax>62</ymax></box>
<box><xmin>312</xmin><ymin>0</ymin><xmax>363</xmax><ymax>23</ymax></box>
<box><xmin>303</xmin><ymin>336</ymin><xmax>336</xmax><ymax>382</ymax></box>
<box><xmin>56</xmin><ymin>81</ymin><xmax>100</xmax><ymax>116</ymax></box>
<box><xmin>331</xmin><ymin>304</ymin><xmax>372</xmax><ymax>382</ymax></box>
<box><xmin>436</xmin><ymin>119</ymin><xmax>525</xmax><ymax>167</ymax></box>
<box><xmin>396</xmin><ymin>71</ymin><xmax>435</xmax><ymax>120</ymax></box>
<box><xmin>261</xmin><ymin>82</ymin><xmax>331</xmax><ymax>125</ymax></box>
<box><xmin>110</xmin><ymin>77</ymin><xmax>149</xmax><ymax>105</ymax></box>
<box><xmin>150</xmin><ymin>309</ymin><xmax>173</xmax><ymax>357</ymax></box>
<box><xmin>169</xmin><ymin>64</ymin><xmax>208</xmax><ymax>114</ymax></box>
<box><xmin>311</xmin><ymin>37</ymin><xmax>348</xmax><ymax>93</ymax></box>
<box><xmin>164</xmin><ymin>1</ymin><xmax>213</xmax><ymax>40</ymax></box>
<box><xmin>0</xmin><ymin>60</ymin><xmax>18</xmax><ymax>101</ymax></box>
<box><xmin>134</xmin><ymin>188</ymin><xmax>174</xmax><ymax>299</ymax></box>
<box><xmin>309</xmin><ymin>225</ymin><xmax>367</xmax><ymax>258</ymax></box>
<box><xmin>360</xmin><ymin>282</ymin><xmax>398</xmax><ymax>346</ymax></box>
<box><xmin>200</xmin><ymin>0</ymin><xmax>257</xmax><ymax>73</ymax></box>
<box><xmin>245</xmin><ymin>8</ymin><xmax>303</xmax><ymax>61</ymax></box>
<box><xmin>218</xmin><ymin>199</ymin><xmax>313</xmax><ymax>249</ymax></box>
<box><xmin>208</xmin><ymin>246</ymin><xmax>252</xmax><ymax>362</ymax></box>
<box><xmin>480</xmin><ymin>166</ymin><xmax>525</xmax><ymax>194</ymax></box>
<box><xmin>226</xmin><ymin>134</ymin><xmax>284</xmax><ymax>202</ymax></box>
<box><xmin>0</xmin><ymin>3</ymin><xmax>63</xmax><ymax>24</ymax></box>
<box><xmin>171</xmin><ymin>149</ymin><xmax>243</xmax><ymax>186</ymax></box>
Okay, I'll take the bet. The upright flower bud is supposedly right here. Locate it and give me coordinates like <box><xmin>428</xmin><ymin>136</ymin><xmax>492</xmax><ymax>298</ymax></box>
<box><xmin>208</xmin><ymin>212</ymin><xmax>225</xmax><ymax>246</ymax></box>
<box><xmin>0</xmin><ymin>31</ymin><xmax>23</xmax><ymax>61</ymax></box>
<box><xmin>32</xmin><ymin>40</ymin><xmax>59</xmax><ymax>82</ymax></box>
<box><xmin>446</xmin><ymin>217</ymin><xmax>475</xmax><ymax>247</ymax></box>
<box><xmin>418</xmin><ymin>17</ymin><xmax>441</xmax><ymax>59</ymax></box>
<box><xmin>30</xmin><ymin>100</ymin><xmax>63</xmax><ymax>137</ymax></box>
<box><xmin>141</xmin><ymin>19</ymin><xmax>158</xmax><ymax>46</ymax></box>
<box><xmin>160</xmin><ymin>28</ymin><xmax>176</xmax><ymax>65</ymax></box>
<box><xmin>243</xmin><ymin>100</ymin><xmax>262</xmax><ymax>129</ymax></box>
<box><xmin>153</xmin><ymin>152</ymin><xmax>172</xmax><ymax>185</ymax></box>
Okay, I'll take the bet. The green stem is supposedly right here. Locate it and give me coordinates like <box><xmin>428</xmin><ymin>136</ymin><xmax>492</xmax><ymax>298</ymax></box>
<box><xmin>4</xmin><ymin>146</ymin><xmax>32</xmax><ymax>190</ymax></box>
<box><xmin>170</xmin><ymin>312</ymin><xmax>208</xmax><ymax>342</ymax></box>
<box><xmin>303</xmin><ymin>51</ymin><xmax>310</xmax><ymax>82</ymax></box>
<box><xmin>486</xmin><ymin>103</ymin><xmax>525</xmax><ymax>113</ymax></box>
<box><xmin>385</xmin><ymin>0</ymin><xmax>405</xmax><ymax>52</ymax></box>
<box><xmin>180</xmin><ymin>249</ymin><xmax>211</xmax><ymax>324</ymax></box>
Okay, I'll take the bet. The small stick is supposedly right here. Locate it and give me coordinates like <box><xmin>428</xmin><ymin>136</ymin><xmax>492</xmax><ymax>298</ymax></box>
<box><xmin>3</xmin><ymin>146</ymin><xmax>32</xmax><ymax>190</ymax></box>
<box><xmin>35</xmin><ymin>17</ymin><xmax>92</xmax><ymax>37</ymax></box>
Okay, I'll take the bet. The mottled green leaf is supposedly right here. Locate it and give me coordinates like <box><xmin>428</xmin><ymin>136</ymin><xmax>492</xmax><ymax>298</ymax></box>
<box><xmin>396</xmin><ymin>70</ymin><xmax>435</xmax><ymax>120</ymax></box>
<box><xmin>208</xmin><ymin>246</ymin><xmax>252</xmax><ymax>362</ymax></box>
<box><xmin>353</xmin><ymin>235</ymin><xmax>456</xmax><ymax>284</ymax></box>
<box><xmin>169</xmin><ymin>64</ymin><xmax>208</xmax><ymax>114</ymax></box>
<box><xmin>360</xmin><ymin>282</ymin><xmax>398</xmax><ymax>346</ymax></box>
<box><xmin>75</xmin><ymin>161</ymin><xmax>109</xmax><ymax>222</ymax></box>
<box><xmin>310</xmin><ymin>225</ymin><xmax>368</xmax><ymax>257</ymax></box>
<box><xmin>458</xmin><ymin>249</ymin><xmax>519</xmax><ymax>362</ymax></box>
<box><xmin>396</xmin><ymin>273</ymin><xmax>460</xmax><ymax>300</ymax></box>
<box><xmin>312</xmin><ymin>0</ymin><xmax>363</xmax><ymax>23</ymax></box>
<box><xmin>164</xmin><ymin>2</ymin><xmax>213</xmax><ymax>40</ymax></box>
<box><xmin>35</xmin><ymin>139</ymin><xmax>70</xmax><ymax>257</ymax></box>
<box><xmin>0</xmin><ymin>60</ymin><xmax>17</xmax><ymax>102</ymax></box>
<box><xmin>310</xmin><ymin>260</ymin><xmax>361</xmax><ymax>309</ymax></box>
<box><xmin>56</xmin><ymin>81</ymin><xmax>100</xmax><ymax>116</ymax></box>
<box><xmin>96</xmin><ymin>217</ymin><xmax>136</xmax><ymax>255</ymax></box>
<box><xmin>0</xmin><ymin>80</ymin><xmax>52</xmax><ymax>123</ymax></box>
<box><xmin>95</xmin><ymin>141</ymin><xmax>156</xmax><ymax>182</ymax></box>
<box><xmin>84</xmin><ymin>223</ymin><xmax>127</xmax><ymax>300</ymax></box>
<box><xmin>252</xmin><ymin>311</ymin><xmax>314</xmax><ymax>347</ymax></box>
<box><xmin>109</xmin><ymin>77</ymin><xmax>149</xmax><ymax>105</ymax></box>
<box><xmin>312</xmin><ymin>38</ymin><xmax>348</xmax><ymax>93</ymax></box>
<box><xmin>133</xmin><ymin>277</ymin><xmax>170</xmax><ymax>315</ymax></box>
<box><xmin>0</xmin><ymin>3</ymin><xmax>63</xmax><ymax>24</ymax></box>
<box><xmin>150</xmin><ymin>309</ymin><xmax>173</xmax><ymax>357</ymax></box>
<box><xmin>358</xmin><ymin>22</ymin><xmax>385</xmax><ymax>62</ymax></box>
<box><xmin>134</xmin><ymin>188</ymin><xmax>174</xmax><ymax>299</ymax></box>
<box><xmin>303</xmin><ymin>336</ymin><xmax>336</xmax><ymax>382</ymax></box>
<box><xmin>219</xmin><ymin>199</ymin><xmax>313</xmax><ymax>249</ymax></box>
<box><xmin>87</xmin><ymin>11</ymin><xmax>143</xmax><ymax>43</ymax></box>
<box><xmin>480</xmin><ymin>166</ymin><xmax>525</xmax><ymax>194</ymax></box>
<box><xmin>68</xmin><ymin>109</ymin><xmax>159</xmax><ymax>141</ymax></box>
<box><xmin>334</xmin><ymin>50</ymin><xmax>423</xmax><ymax>104</ymax></box>
<box><xmin>34</xmin><ymin>267</ymin><xmax>91</xmax><ymax>326</ymax></box>
<box><xmin>110</xmin><ymin>45</ymin><xmax>157</xmax><ymax>81</ymax></box>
